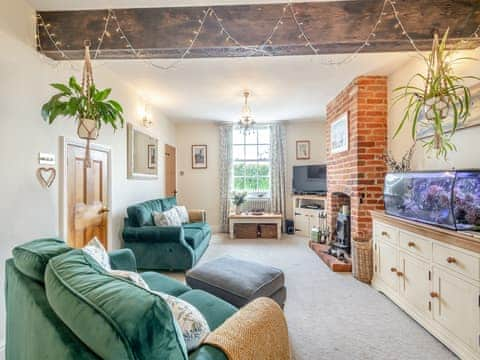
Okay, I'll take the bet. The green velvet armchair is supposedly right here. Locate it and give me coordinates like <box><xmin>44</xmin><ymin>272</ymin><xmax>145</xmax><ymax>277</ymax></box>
<box><xmin>5</xmin><ymin>238</ymin><xmax>232</xmax><ymax>360</ymax></box>
<box><xmin>122</xmin><ymin>197</ymin><xmax>211</xmax><ymax>271</ymax></box>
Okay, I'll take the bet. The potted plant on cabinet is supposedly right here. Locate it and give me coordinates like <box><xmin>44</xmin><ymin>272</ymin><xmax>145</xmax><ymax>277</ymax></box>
<box><xmin>232</xmin><ymin>192</ymin><xmax>248</xmax><ymax>215</ymax></box>
<box><xmin>393</xmin><ymin>29</ymin><xmax>478</xmax><ymax>158</ymax></box>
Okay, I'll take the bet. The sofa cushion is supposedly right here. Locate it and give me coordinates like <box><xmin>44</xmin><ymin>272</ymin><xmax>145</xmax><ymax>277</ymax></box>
<box><xmin>179</xmin><ymin>290</ymin><xmax>237</xmax><ymax>331</ymax></box>
<box><xmin>141</xmin><ymin>271</ymin><xmax>191</xmax><ymax>297</ymax></box>
<box><xmin>12</xmin><ymin>238</ymin><xmax>71</xmax><ymax>283</ymax></box>
<box><xmin>45</xmin><ymin>249</ymin><xmax>188</xmax><ymax>360</ymax></box>
<box><xmin>127</xmin><ymin>199</ymin><xmax>164</xmax><ymax>227</ymax></box>
<box><xmin>184</xmin><ymin>229</ymin><xmax>205</xmax><ymax>249</ymax></box>
<box><xmin>161</xmin><ymin>197</ymin><xmax>177</xmax><ymax>211</ymax></box>
<box><xmin>183</xmin><ymin>222</ymin><xmax>211</xmax><ymax>238</ymax></box>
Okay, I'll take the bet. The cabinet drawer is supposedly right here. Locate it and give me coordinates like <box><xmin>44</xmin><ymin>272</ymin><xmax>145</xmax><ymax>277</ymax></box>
<box><xmin>399</xmin><ymin>231</ymin><xmax>432</xmax><ymax>260</ymax></box>
<box><xmin>433</xmin><ymin>243</ymin><xmax>480</xmax><ymax>281</ymax></box>
<box><xmin>374</xmin><ymin>221</ymin><xmax>398</xmax><ymax>246</ymax></box>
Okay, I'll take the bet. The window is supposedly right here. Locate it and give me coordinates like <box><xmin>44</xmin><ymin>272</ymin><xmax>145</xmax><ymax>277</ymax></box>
<box><xmin>232</xmin><ymin>127</ymin><xmax>271</xmax><ymax>195</ymax></box>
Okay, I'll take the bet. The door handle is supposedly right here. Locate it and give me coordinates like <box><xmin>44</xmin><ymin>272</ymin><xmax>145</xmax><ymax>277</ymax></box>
<box><xmin>430</xmin><ymin>292</ymin><xmax>439</xmax><ymax>298</ymax></box>
<box><xmin>98</xmin><ymin>207</ymin><xmax>110</xmax><ymax>214</ymax></box>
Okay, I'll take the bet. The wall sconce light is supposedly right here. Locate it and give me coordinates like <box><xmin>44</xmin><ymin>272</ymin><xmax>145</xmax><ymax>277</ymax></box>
<box><xmin>142</xmin><ymin>103</ymin><xmax>153</xmax><ymax>128</ymax></box>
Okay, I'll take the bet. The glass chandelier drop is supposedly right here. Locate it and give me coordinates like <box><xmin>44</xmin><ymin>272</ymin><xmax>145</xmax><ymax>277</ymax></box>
<box><xmin>238</xmin><ymin>91</ymin><xmax>255</xmax><ymax>134</ymax></box>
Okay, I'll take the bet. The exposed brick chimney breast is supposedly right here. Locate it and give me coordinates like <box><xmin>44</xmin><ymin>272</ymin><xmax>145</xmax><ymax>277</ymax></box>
<box><xmin>326</xmin><ymin>76</ymin><xmax>388</xmax><ymax>241</ymax></box>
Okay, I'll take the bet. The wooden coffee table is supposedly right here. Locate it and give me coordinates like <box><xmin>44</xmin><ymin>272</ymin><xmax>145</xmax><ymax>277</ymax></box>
<box><xmin>229</xmin><ymin>213</ymin><xmax>283</xmax><ymax>240</ymax></box>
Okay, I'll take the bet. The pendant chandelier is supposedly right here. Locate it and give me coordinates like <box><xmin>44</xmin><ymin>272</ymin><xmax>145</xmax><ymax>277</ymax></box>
<box><xmin>238</xmin><ymin>91</ymin><xmax>255</xmax><ymax>134</ymax></box>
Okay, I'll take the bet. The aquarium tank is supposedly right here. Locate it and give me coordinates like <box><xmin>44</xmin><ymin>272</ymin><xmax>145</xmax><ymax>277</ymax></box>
<box><xmin>384</xmin><ymin>170</ymin><xmax>480</xmax><ymax>231</ymax></box>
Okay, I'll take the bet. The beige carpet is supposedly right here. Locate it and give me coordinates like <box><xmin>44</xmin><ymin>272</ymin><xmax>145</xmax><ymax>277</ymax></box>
<box><xmin>170</xmin><ymin>234</ymin><xmax>457</xmax><ymax>360</ymax></box>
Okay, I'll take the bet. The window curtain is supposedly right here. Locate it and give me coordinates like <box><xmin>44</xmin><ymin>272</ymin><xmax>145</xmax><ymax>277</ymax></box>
<box><xmin>219</xmin><ymin>124</ymin><xmax>233</xmax><ymax>232</ymax></box>
<box><xmin>270</xmin><ymin>123</ymin><xmax>287</xmax><ymax>219</ymax></box>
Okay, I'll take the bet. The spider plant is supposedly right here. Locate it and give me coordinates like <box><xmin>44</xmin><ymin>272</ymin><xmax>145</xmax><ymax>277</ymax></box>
<box><xmin>393</xmin><ymin>29</ymin><xmax>478</xmax><ymax>159</ymax></box>
<box><xmin>41</xmin><ymin>76</ymin><xmax>124</xmax><ymax>132</ymax></box>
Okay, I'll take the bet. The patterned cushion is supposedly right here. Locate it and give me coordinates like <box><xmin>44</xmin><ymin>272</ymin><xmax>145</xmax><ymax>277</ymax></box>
<box><xmin>82</xmin><ymin>237</ymin><xmax>111</xmax><ymax>271</ymax></box>
<box><xmin>153</xmin><ymin>209</ymin><xmax>182</xmax><ymax>227</ymax></box>
<box><xmin>175</xmin><ymin>206</ymin><xmax>190</xmax><ymax>224</ymax></box>
<box><xmin>109</xmin><ymin>270</ymin><xmax>150</xmax><ymax>289</ymax></box>
<box><xmin>151</xmin><ymin>290</ymin><xmax>210</xmax><ymax>351</ymax></box>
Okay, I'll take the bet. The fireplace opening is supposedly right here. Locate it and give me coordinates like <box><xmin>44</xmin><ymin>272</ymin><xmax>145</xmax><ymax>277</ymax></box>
<box><xmin>328</xmin><ymin>192</ymin><xmax>351</xmax><ymax>260</ymax></box>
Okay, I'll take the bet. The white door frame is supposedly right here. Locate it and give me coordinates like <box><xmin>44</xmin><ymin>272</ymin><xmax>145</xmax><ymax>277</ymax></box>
<box><xmin>59</xmin><ymin>136</ymin><xmax>113</xmax><ymax>249</ymax></box>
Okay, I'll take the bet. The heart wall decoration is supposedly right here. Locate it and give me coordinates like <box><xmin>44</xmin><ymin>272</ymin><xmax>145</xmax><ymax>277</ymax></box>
<box><xmin>36</xmin><ymin>167</ymin><xmax>56</xmax><ymax>188</ymax></box>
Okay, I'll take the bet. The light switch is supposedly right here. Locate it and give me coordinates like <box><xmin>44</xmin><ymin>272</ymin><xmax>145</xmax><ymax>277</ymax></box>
<box><xmin>38</xmin><ymin>152</ymin><xmax>56</xmax><ymax>165</ymax></box>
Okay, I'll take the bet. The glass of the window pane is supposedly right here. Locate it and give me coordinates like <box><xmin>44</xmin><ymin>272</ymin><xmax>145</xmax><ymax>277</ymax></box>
<box><xmin>258</xmin><ymin>145</ymin><xmax>270</xmax><ymax>160</ymax></box>
<box><xmin>245</xmin><ymin>163</ymin><xmax>258</xmax><ymax>176</ymax></box>
<box><xmin>234</xmin><ymin>177</ymin><xmax>245</xmax><ymax>191</ymax></box>
<box><xmin>245</xmin><ymin>177</ymin><xmax>257</xmax><ymax>192</ymax></box>
<box><xmin>257</xmin><ymin>162</ymin><xmax>270</xmax><ymax>176</ymax></box>
<box><xmin>233</xmin><ymin>128</ymin><xmax>244</xmax><ymax>144</ymax></box>
<box><xmin>245</xmin><ymin>130</ymin><xmax>258</xmax><ymax>144</ymax></box>
<box><xmin>234</xmin><ymin>162</ymin><xmax>245</xmax><ymax>176</ymax></box>
<box><xmin>257</xmin><ymin>127</ymin><xmax>270</xmax><ymax>144</ymax></box>
<box><xmin>233</xmin><ymin>145</ymin><xmax>245</xmax><ymax>160</ymax></box>
<box><xmin>245</xmin><ymin>145</ymin><xmax>257</xmax><ymax>160</ymax></box>
<box><xmin>258</xmin><ymin>177</ymin><xmax>270</xmax><ymax>191</ymax></box>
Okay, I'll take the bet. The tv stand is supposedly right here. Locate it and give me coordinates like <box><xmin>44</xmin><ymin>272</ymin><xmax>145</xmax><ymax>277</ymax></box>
<box><xmin>292</xmin><ymin>194</ymin><xmax>327</xmax><ymax>237</ymax></box>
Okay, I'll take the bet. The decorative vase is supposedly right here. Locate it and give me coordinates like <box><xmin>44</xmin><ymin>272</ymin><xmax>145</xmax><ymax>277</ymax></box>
<box><xmin>235</xmin><ymin>205</ymin><xmax>241</xmax><ymax>215</ymax></box>
<box><xmin>77</xmin><ymin>118</ymin><xmax>99</xmax><ymax>140</ymax></box>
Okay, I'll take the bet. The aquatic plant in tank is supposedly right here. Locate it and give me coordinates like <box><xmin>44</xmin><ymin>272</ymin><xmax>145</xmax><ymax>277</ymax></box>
<box><xmin>384</xmin><ymin>171</ymin><xmax>480</xmax><ymax>231</ymax></box>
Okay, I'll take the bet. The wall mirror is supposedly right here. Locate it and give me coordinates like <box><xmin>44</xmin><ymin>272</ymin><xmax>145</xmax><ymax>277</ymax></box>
<box><xmin>127</xmin><ymin>123</ymin><xmax>158</xmax><ymax>179</ymax></box>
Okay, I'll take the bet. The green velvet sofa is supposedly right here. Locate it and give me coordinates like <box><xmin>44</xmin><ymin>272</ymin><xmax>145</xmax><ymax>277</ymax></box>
<box><xmin>5</xmin><ymin>238</ymin><xmax>235</xmax><ymax>360</ymax></box>
<box><xmin>123</xmin><ymin>197</ymin><xmax>210</xmax><ymax>271</ymax></box>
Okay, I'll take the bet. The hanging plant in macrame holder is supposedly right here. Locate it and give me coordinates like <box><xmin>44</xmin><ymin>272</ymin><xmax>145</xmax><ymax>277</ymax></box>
<box><xmin>392</xmin><ymin>29</ymin><xmax>479</xmax><ymax>159</ymax></box>
<box><xmin>41</xmin><ymin>43</ymin><xmax>125</xmax><ymax>167</ymax></box>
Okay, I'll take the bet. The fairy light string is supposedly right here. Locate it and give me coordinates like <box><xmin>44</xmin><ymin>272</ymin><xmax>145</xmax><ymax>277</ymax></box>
<box><xmin>36</xmin><ymin>0</ymin><xmax>479</xmax><ymax>71</ymax></box>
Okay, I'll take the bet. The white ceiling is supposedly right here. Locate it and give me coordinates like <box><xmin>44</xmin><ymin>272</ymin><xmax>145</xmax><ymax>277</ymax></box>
<box><xmin>28</xmin><ymin>0</ymin><xmax>346</xmax><ymax>11</ymax></box>
<box><xmin>99</xmin><ymin>52</ymin><xmax>414</xmax><ymax>123</ymax></box>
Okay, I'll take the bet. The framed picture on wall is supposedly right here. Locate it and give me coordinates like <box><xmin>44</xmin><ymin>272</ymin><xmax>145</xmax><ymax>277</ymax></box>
<box><xmin>147</xmin><ymin>144</ymin><xmax>157</xmax><ymax>169</ymax></box>
<box><xmin>192</xmin><ymin>144</ymin><xmax>207</xmax><ymax>169</ymax></box>
<box><xmin>331</xmin><ymin>113</ymin><xmax>349</xmax><ymax>154</ymax></box>
<box><xmin>296</xmin><ymin>140</ymin><xmax>311</xmax><ymax>160</ymax></box>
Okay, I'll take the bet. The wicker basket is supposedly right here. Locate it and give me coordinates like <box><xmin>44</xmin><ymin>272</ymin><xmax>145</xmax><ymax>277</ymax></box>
<box><xmin>259</xmin><ymin>224</ymin><xmax>277</xmax><ymax>239</ymax></box>
<box><xmin>351</xmin><ymin>238</ymin><xmax>373</xmax><ymax>284</ymax></box>
<box><xmin>234</xmin><ymin>224</ymin><xmax>259</xmax><ymax>238</ymax></box>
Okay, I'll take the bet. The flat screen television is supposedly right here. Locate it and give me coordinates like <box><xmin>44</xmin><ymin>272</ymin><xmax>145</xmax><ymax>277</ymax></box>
<box><xmin>292</xmin><ymin>165</ymin><xmax>327</xmax><ymax>194</ymax></box>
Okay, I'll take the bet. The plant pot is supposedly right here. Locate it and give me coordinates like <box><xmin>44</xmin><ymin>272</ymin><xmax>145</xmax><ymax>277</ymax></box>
<box><xmin>424</xmin><ymin>96</ymin><xmax>450</xmax><ymax>122</ymax></box>
<box><xmin>77</xmin><ymin>118</ymin><xmax>99</xmax><ymax>140</ymax></box>
<box><xmin>235</xmin><ymin>205</ymin><xmax>241</xmax><ymax>215</ymax></box>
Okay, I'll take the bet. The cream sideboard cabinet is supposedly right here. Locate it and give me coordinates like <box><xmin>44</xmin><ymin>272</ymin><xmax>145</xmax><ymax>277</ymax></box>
<box><xmin>371</xmin><ymin>211</ymin><xmax>480</xmax><ymax>360</ymax></box>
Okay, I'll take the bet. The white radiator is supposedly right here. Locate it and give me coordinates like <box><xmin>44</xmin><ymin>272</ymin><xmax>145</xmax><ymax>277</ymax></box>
<box><xmin>242</xmin><ymin>198</ymin><xmax>272</xmax><ymax>213</ymax></box>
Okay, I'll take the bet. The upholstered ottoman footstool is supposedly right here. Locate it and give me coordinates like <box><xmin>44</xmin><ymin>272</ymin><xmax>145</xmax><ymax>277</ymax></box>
<box><xmin>186</xmin><ymin>255</ymin><xmax>286</xmax><ymax>308</ymax></box>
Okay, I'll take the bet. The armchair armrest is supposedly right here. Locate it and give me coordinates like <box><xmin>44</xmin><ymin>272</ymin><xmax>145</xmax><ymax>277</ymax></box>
<box><xmin>109</xmin><ymin>248</ymin><xmax>137</xmax><ymax>272</ymax></box>
<box><xmin>123</xmin><ymin>226</ymin><xmax>185</xmax><ymax>244</ymax></box>
<box><xmin>188</xmin><ymin>209</ymin><xmax>206</xmax><ymax>223</ymax></box>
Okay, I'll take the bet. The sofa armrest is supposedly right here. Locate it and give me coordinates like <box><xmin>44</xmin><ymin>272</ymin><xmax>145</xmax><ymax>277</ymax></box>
<box><xmin>123</xmin><ymin>226</ymin><xmax>185</xmax><ymax>244</ymax></box>
<box><xmin>188</xmin><ymin>209</ymin><xmax>206</xmax><ymax>223</ymax></box>
<box><xmin>109</xmin><ymin>248</ymin><xmax>137</xmax><ymax>272</ymax></box>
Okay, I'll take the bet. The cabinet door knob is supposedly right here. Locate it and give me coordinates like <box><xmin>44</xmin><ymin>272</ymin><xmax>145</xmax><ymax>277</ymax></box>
<box><xmin>381</xmin><ymin>231</ymin><xmax>390</xmax><ymax>238</ymax></box>
<box><xmin>407</xmin><ymin>241</ymin><xmax>415</xmax><ymax>247</ymax></box>
<box><xmin>446</xmin><ymin>256</ymin><xmax>456</xmax><ymax>264</ymax></box>
<box><xmin>390</xmin><ymin>267</ymin><xmax>397</xmax><ymax>272</ymax></box>
<box><xmin>430</xmin><ymin>292</ymin><xmax>439</xmax><ymax>298</ymax></box>
<box><xmin>396</xmin><ymin>271</ymin><xmax>404</xmax><ymax>277</ymax></box>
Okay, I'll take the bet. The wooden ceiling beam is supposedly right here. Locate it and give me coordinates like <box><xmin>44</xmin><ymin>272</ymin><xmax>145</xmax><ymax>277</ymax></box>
<box><xmin>37</xmin><ymin>0</ymin><xmax>480</xmax><ymax>60</ymax></box>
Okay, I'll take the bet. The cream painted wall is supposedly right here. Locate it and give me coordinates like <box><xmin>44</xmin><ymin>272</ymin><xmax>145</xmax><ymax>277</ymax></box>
<box><xmin>388</xmin><ymin>49</ymin><xmax>480</xmax><ymax>170</ymax></box>
<box><xmin>175</xmin><ymin>120</ymin><xmax>325</xmax><ymax>230</ymax></box>
<box><xmin>285</xmin><ymin>120</ymin><xmax>326</xmax><ymax>219</ymax></box>
<box><xmin>176</xmin><ymin>122</ymin><xmax>221</xmax><ymax>231</ymax></box>
<box><xmin>0</xmin><ymin>0</ymin><xmax>175</xmax><ymax>355</ymax></box>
